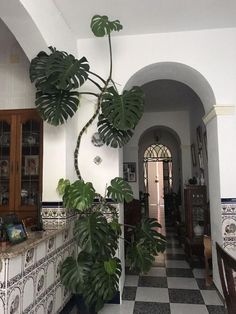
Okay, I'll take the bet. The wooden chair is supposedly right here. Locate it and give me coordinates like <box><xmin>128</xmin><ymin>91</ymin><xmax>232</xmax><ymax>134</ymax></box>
<box><xmin>216</xmin><ymin>242</ymin><xmax>236</xmax><ymax>314</ymax></box>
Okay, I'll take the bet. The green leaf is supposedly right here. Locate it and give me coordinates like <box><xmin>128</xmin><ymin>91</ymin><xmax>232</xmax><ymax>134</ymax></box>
<box><xmin>97</xmin><ymin>114</ymin><xmax>133</xmax><ymax>148</ymax></box>
<box><xmin>60</xmin><ymin>252</ymin><xmax>93</xmax><ymax>294</ymax></box>
<box><xmin>101</xmin><ymin>86</ymin><xmax>144</xmax><ymax>130</ymax></box>
<box><xmin>56</xmin><ymin>178</ymin><xmax>70</xmax><ymax>195</ymax></box>
<box><xmin>126</xmin><ymin>241</ymin><xmax>154</xmax><ymax>273</ymax></box>
<box><xmin>74</xmin><ymin>212</ymin><xmax>119</xmax><ymax>256</ymax></box>
<box><xmin>63</xmin><ymin>180</ymin><xmax>95</xmax><ymax>210</ymax></box>
<box><xmin>91</xmin><ymin>15</ymin><xmax>123</xmax><ymax>37</ymax></box>
<box><xmin>35</xmin><ymin>90</ymin><xmax>80</xmax><ymax>126</ymax></box>
<box><xmin>107</xmin><ymin>177</ymin><xmax>133</xmax><ymax>203</ymax></box>
<box><xmin>46</xmin><ymin>51</ymin><xmax>90</xmax><ymax>90</ymax></box>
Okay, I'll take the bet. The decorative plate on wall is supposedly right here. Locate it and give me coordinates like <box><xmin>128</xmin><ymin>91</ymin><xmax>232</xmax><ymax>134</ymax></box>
<box><xmin>91</xmin><ymin>132</ymin><xmax>104</xmax><ymax>147</ymax></box>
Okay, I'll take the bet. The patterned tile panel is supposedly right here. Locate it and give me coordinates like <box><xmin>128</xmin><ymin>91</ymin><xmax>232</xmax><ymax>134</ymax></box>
<box><xmin>221</xmin><ymin>198</ymin><xmax>236</xmax><ymax>248</ymax></box>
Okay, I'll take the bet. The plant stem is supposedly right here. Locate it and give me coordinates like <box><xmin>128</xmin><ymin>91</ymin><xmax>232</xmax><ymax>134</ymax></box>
<box><xmin>74</xmin><ymin>32</ymin><xmax>114</xmax><ymax>180</ymax></box>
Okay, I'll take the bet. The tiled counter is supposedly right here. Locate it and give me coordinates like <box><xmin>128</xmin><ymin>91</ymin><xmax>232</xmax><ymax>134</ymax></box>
<box><xmin>0</xmin><ymin>221</ymin><xmax>76</xmax><ymax>314</ymax></box>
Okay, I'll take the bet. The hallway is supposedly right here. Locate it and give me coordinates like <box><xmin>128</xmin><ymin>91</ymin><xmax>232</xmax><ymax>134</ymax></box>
<box><xmin>98</xmin><ymin>207</ymin><xmax>226</xmax><ymax>314</ymax></box>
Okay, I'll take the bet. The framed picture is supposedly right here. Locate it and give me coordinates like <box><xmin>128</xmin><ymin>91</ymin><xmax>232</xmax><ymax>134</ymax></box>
<box><xmin>203</xmin><ymin>131</ymin><xmax>208</xmax><ymax>160</ymax></box>
<box><xmin>191</xmin><ymin>144</ymin><xmax>197</xmax><ymax>167</ymax></box>
<box><xmin>123</xmin><ymin>162</ymin><xmax>136</xmax><ymax>182</ymax></box>
<box><xmin>196</xmin><ymin>126</ymin><xmax>202</xmax><ymax>149</ymax></box>
<box><xmin>198</xmin><ymin>149</ymin><xmax>204</xmax><ymax>170</ymax></box>
<box><xmin>25</xmin><ymin>155</ymin><xmax>39</xmax><ymax>175</ymax></box>
<box><xmin>0</xmin><ymin>159</ymin><xmax>9</xmax><ymax>177</ymax></box>
<box><xmin>5</xmin><ymin>223</ymin><xmax>27</xmax><ymax>244</ymax></box>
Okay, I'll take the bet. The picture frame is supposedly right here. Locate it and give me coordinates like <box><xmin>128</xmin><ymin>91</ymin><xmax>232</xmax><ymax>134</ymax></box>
<box><xmin>123</xmin><ymin>162</ymin><xmax>136</xmax><ymax>182</ymax></box>
<box><xmin>191</xmin><ymin>144</ymin><xmax>197</xmax><ymax>167</ymax></box>
<box><xmin>25</xmin><ymin>155</ymin><xmax>39</xmax><ymax>175</ymax></box>
<box><xmin>0</xmin><ymin>159</ymin><xmax>9</xmax><ymax>177</ymax></box>
<box><xmin>196</xmin><ymin>126</ymin><xmax>202</xmax><ymax>149</ymax></box>
<box><xmin>5</xmin><ymin>223</ymin><xmax>27</xmax><ymax>244</ymax></box>
<box><xmin>198</xmin><ymin>149</ymin><xmax>204</xmax><ymax>170</ymax></box>
<box><xmin>203</xmin><ymin>131</ymin><xmax>208</xmax><ymax>160</ymax></box>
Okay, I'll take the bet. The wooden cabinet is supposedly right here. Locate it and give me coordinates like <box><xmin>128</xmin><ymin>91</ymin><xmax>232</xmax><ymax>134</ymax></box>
<box><xmin>184</xmin><ymin>185</ymin><xmax>208</xmax><ymax>263</ymax></box>
<box><xmin>0</xmin><ymin>109</ymin><xmax>43</xmax><ymax>221</ymax></box>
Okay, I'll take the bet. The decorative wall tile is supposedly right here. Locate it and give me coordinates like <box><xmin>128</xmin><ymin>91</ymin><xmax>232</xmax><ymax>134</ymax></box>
<box><xmin>22</xmin><ymin>276</ymin><xmax>34</xmax><ymax>312</ymax></box>
<box><xmin>221</xmin><ymin>198</ymin><xmax>236</xmax><ymax>248</ymax></box>
<box><xmin>35</xmin><ymin>269</ymin><xmax>45</xmax><ymax>298</ymax></box>
<box><xmin>55</xmin><ymin>232</ymin><xmax>63</xmax><ymax>249</ymax></box>
<box><xmin>24</xmin><ymin>248</ymin><xmax>35</xmax><ymax>270</ymax></box>
<box><xmin>47</xmin><ymin>237</ymin><xmax>55</xmax><ymax>253</ymax></box>
<box><xmin>46</xmin><ymin>261</ymin><xmax>54</xmax><ymax>289</ymax></box>
<box><xmin>7</xmin><ymin>287</ymin><xmax>21</xmax><ymax>314</ymax></box>
<box><xmin>8</xmin><ymin>255</ymin><xmax>22</xmax><ymax>280</ymax></box>
<box><xmin>36</xmin><ymin>242</ymin><xmax>46</xmax><ymax>263</ymax></box>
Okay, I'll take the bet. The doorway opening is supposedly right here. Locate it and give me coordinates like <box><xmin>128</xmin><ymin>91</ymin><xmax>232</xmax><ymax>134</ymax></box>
<box><xmin>143</xmin><ymin>144</ymin><xmax>172</xmax><ymax>225</ymax></box>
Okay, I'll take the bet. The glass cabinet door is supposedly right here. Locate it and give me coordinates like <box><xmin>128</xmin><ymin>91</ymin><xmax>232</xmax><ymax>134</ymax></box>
<box><xmin>0</xmin><ymin>120</ymin><xmax>11</xmax><ymax>207</ymax></box>
<box><xmin>21</xmin><ymin>119</ymin><xmax>41</xmax><ymax>207</ymax></box>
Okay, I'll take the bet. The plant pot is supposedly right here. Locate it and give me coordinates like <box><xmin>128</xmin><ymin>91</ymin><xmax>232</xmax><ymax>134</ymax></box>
<box><xmin>74</xmin><ymin>295</ymin><xmax>97</xmax><ymax>314</ymax></box>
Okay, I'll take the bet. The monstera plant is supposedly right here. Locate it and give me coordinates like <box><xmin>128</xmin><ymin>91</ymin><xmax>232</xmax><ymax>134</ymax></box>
<box><xmin>30</xmin><ymin>15</ymin><xmax>165</xmax><ymax>313</ymax></box>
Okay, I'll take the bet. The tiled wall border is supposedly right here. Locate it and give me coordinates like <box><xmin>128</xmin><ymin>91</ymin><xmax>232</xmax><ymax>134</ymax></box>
<box><xmin>221</xmin><ymin>198</ymin><xmax>236</xmax><ymax>248</ymax></box>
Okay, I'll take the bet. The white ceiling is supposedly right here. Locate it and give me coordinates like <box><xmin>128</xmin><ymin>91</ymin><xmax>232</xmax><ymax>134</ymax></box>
<box><xmin>54</xmin><ymin>0</ymin><xmax>236</xmax><ymax>38</ymax></box>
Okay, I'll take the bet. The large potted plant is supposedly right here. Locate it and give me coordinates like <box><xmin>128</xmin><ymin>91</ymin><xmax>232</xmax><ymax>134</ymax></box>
<box><xmin>29</xmin><ymin>15</ymin><xmax>166</xmax><ymax>313</ymax></box>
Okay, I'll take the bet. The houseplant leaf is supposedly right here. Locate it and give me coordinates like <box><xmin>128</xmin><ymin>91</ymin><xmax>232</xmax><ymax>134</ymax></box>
<box><xmin>35</xmin><ymin>90</ymin><xmax>80</xmax><ymax>126</ymax></box>
<box><xmin>126</xmin><ymin>240</ymin><xmax>155</xmax><ymax>273</ymax></box>
<box><xmin>63</xmin><ymin>180</ymin><xmax>95</xmax><ymax>210</ymax></box>
<box><xmin>91</xmin><ymin>15</ymin><xmax>123</xmax><ymax>37</ymax></box>
<box><xmin>46</xmin><ymin>51</ymin><xmax>90</xmax><ymax>90</ymax></box>
<box><xmin>60</xmin><ymin>251</ymin><xmax>93</xmax><ymax>294</ymax></box>
<box><xmin>107</xmin><ymin>177</ymin><xmax>133</xmax><ymax>203</ymax></box>
<box><xmin>74</xmin><ymin>212</ymin><xmax>119</xmax><ymax>256</ymax></box>
<box><xmin>101</xmin><ymin>86</ymin><xmax>144</xmax><ymax>130</ymax></box>
<box><xmin>97</xmin><ymin>114</ymin><xmax>133</xmax><ymax>148</ymax></box>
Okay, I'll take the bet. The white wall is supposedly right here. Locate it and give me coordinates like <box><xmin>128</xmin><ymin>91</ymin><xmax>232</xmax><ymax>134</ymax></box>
<box><xmin>123</xmin><ymin>111</ymin><xmax>191</xmax><ymax>198</ymax></box>
<box><xmin>0</xmin><ymin>19</ymin><xmax>34</xmax><ymax>109</ymax></box>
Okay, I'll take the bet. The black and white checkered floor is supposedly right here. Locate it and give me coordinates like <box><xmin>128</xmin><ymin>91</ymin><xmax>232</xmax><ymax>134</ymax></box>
<box><xmin>96</xmin><ymin>226</ymin><xmax>226</xmax><ymax>314</ymax></box>
<box><xmin>67</xmin><ymin>225</ymin><xmax>226</xmax><ymax>314</ymax></box>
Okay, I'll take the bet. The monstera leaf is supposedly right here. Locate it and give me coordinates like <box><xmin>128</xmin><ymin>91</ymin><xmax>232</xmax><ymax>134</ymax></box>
<box><xmin>60</xmin><ymin>252</ymin><xmax>93</xmax><ymax>294</ymax></box>
<box><xmin>126</xmin><ymin>239</ymin><xmax>155</xmax><ymax>273</ymax></box>
<box><xmin>35</xmin><ymin>90</ymin><xmax>80</xmax><ymax>126</ymax></box>
<box><xmin>30</xmin><ymin>47</ymin><xmax>89</xmax><ymax>91</ymax></box>
<box><xmin>74</xmin><ymin>212</ymin><xmax>119</xmax><ymax>256</ymax></box>
<box><xmin>101</xmin><ymin>86</ymin><xmax>144</xmax><ymax>130</ymax></box>
<box><xmin>91</xmin><ymin>15</ymin><xmax>123</xmax><ymax>37</ymax></box>
<box><xmin>107</xmin><ymin>177</ymin><xmax>133</xmax><ymax>203</ymax></box>
<box><xmin>45</xmin><ymin>51</ymin><xmax>90</xmax><ymax>90</ymax></box>
<box><xmin>97</xmin><ymin>114</ymin><xmax>133</xmax><ymax>148</ymax></box>
<box><xmin>63</xmin><ymin>180</ymin><xmax>95</xmax><ymax>211</ymax></box>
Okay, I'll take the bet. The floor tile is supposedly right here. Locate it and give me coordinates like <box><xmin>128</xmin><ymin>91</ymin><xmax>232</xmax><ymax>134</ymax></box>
<box><xmin>206</xmin><ymin>305</ymin><xmax>227</xmax><ymax>314</ymax></box>
<box><xmin>170</xmin><ymin>303</ymin><xmax>208</xmax><ymax>314</ymax></box>
<box><xmin>165</xmin><ymin>247</ymin><xmax>184</xmax><ymax>254</ymax></box>
<box><xmin>167</xmin><ymin>277</ymin><xmax>199</xmax><ymax>289</ymax></box>
<box><xmin>133</xmin><ymin>301</ymin><xmax>170</xmax><ymax>314</ymax></box>
<box><xmin>192</xmin><ymin>268</ymin><xmax>205</xmax><ymax>278</ymax></box>
<box><xmin>143</xmin><ymin>267</ymin><xmax>166</xmax><ymax>277</ymax></box>
<box><xmin>165</xmin><ymin>260</ymin><xmax>190</xmax><ymax>268</ymax></box>
<box><xmin>99</xmin><ymin>301</ymin><xmax>134</xmax><ymax>314</ymax></box>
<box><xmin>196</xmin><ymin>278</ymin><xmax>215</xmax><ymax>290</ymax></box>
<box><xmin>166</xmin><ymin>268</ymin><xmax>193</xmax><ymax>277</ymax></box>
<box><xmin>138</xmin><ymin>276</ymin><xmax>167</xmax><ymax>288</ymax></box>
<box><xmin>165</xmin><ymin>253</ymin><xmax>186</xmax><ymax>260</ymax></box>
<box><xmin>124</xmin><ymin>275</ymin><xmax>139</xmax><ymax>287</ymax></box>
<box><xmin>168</xmin><ymin>288</ymin><xmax>204</xmax><ymax>304</ymax></box>
<box><xmin>136</xmin><ymin>287</ymin><xmax>169</xmax><ymax>302</ymax></box>
<box><xmin>200</xmin><ymin>290</ymin><xmax>224</xmax><ymax>305</ymax></box>
<box><xmin>122</xmin><ymin>287</ymin><xmax>137</xmax><ymax>300</ymax></box>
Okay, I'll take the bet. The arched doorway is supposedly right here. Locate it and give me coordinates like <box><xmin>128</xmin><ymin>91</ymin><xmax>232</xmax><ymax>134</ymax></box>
<box><xmin>143</xmin><ymin>144</ymin><xmax>172</xmax><ymax>219</ymax></box>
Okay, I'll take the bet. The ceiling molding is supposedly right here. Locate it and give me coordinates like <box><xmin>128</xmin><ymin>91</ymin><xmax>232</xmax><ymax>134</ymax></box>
<box><xmin>203</xmin><ymin>105</ymin><xmax>235</xmax><ymax>125</ymax></box>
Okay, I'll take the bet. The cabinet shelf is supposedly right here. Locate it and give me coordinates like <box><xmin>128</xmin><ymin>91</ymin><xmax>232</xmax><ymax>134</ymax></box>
<box><xmin>0</xmin><ymin>109</ymin><xmax>43</xmax><ymax>220</ymax></box>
